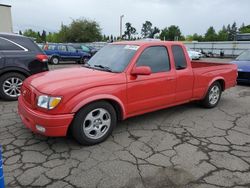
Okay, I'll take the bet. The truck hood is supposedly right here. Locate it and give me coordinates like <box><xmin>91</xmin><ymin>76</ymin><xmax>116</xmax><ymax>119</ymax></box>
<box><xmin>25</xmin><ymin>67</ymin><xmax>126</xmax><ymax>95</ymax></box>
<box><xmin>231</xmin><ymin>60</ymin><xmax>250</xmax><ymax>72</ymax></box>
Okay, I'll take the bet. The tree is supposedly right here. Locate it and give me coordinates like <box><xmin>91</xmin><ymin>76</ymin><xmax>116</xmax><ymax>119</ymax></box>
<box><xmin>19</xmin><ymin>30</ymin><xmax>22</xmax><ymax>35</ymax></box>
<box><xmin>141</xmin><ymin>21</ymin><xmax>160</xmax><ymax>38</ymax></box>
<box><xmin>239</xmin><ymin>24</ymin><xmax>250</xmax><ymax>33</ymax></box>
<box><xmin>141</xmin><ymin>21</ymin><xmax>152</xmax><ymax>38</ymax></box>
<box><xmin>23</xmin><ymin>29</ymin><xmax>42</xmax><ymax>42</ymax></box>
<box><xmin>159</xmin><ymin>25</ymin><xmax>183</xmax><ymax>41</ymax></box>
<box><xmin>123</xmin><ymin>22</ymin><xmax>136</xmax><ymax>40</ymax></box>
<box><xmin>204</xmin><ymin>26</ymin><xmax>217</xmax><ymax>41</ymax></box>
<box><xmin>41</xmin><ymin>30</ymin><xmax>46</xmax><ymax>42</ymax></box>
<box><xmin>227</xmin><ymin>22</ymin><xmax>237</xmax><ymax>41</ymax></box>
<box><xmin>66</xmin><ymin>18</ymin><xmax>102</xmax><ymax>42</ymax></box>
<box><xmin>57</xmin><ymin>23</ymin><xmax>70</xmax><ymax>42</ymax></box>
<box><xmin>192</xmin><ymin>33</ymin><xmax>204</xmax><ymax>41</ymax></box>
<box><xmin>149</xmin><ymin>27</ymin><xmax>160</xmax><ymax>38</ymax></box>
<box><xmin>217</xmin><ymin>25</ymin><xmax>228</xmax><ymax>41</ymax></box>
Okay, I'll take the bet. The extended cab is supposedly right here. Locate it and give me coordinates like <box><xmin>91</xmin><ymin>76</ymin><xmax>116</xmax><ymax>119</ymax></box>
<box><xmin>18</xmin><ymin>41</ymin><xmax>237</xmax><ymax>145</ymax></box>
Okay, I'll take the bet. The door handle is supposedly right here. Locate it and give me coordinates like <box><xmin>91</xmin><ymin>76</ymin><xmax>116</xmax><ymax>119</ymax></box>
<box><xmin>167</xmin><ymin>77</ymin><xmax>175</xmax><ymax>80</ymax></box>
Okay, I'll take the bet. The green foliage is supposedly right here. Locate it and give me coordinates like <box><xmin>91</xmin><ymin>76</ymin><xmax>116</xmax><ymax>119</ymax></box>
<box><xmin>141</xmin><ymin>21</ymin><xmax>159</xmax><ymax>38</ymax></box>
<box><xmin>204</xmin><ymin>26</ymin><xmax>217</xmax><ymax>41</ymax></box>
<box><xmin>239</xmin><ymin>24</ymin><xmax>250</xmax><ymax>33</ymax></box>
<box><xmin>160</xmin><ymin>25</ymin><xmax>183</xmax><ymax>41</ymax></box>
<box><xmin>66</xmin><ymin>18</ymin><xmax>102</xmax><ymax>42</ymax></box>
<box><xmin>227</xmin><ymin>22</ymin><xmax>237</xmax><ymax>41</ymax></box>
<box><xmin>123</xmin><ymin>22</ymin><xmax>136</xmax><ymax>40</ymax></box>
<box><xmin>217</xmin><ymin>25</ymin><xmax>228</xmax><ymax>41</ymax></box>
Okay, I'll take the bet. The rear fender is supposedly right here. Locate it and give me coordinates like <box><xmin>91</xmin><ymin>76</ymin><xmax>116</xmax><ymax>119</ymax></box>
<box><xmin>203</xmin><ymin>76</ymin><xmax>225</xmax><ymax>99</ymax></box>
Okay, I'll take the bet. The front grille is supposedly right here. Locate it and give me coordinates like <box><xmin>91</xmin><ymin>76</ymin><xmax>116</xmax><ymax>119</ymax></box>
<box><xmin>238</xmin><ymin>72</ymin><xmax>250</xmax><ymax>79</ymax></box>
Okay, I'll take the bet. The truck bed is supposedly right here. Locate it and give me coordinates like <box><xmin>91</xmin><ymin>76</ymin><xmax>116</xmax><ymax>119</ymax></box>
<box><xmin>191</xmin><ymin>61</ymin><xmax>231</xmax><ymax>68</ymax></box>
<box><xmin>191</xmin><ymin>61</ymin><xmax>237</xmax><ymax>99</ymax></box>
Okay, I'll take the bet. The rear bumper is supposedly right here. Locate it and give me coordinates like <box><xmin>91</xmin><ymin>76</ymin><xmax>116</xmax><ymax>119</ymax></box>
<box><xmin>18</xmin><ymin>96</ymin><xmax>74</xmax><ymax>137</ymax></box>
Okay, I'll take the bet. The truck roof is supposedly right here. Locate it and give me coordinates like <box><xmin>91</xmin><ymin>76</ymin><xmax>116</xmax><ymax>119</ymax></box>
<box><xmin>113</xmin><ymin>40</ymin><xmax>184</xmax><ymax>46</ymax></box>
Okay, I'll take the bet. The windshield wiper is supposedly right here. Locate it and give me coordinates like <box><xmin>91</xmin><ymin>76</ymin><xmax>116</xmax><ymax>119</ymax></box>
<box><xmin>94</xmin><ymin>65</ymin><xmax>113</xmax><ymax>72</ymax></box>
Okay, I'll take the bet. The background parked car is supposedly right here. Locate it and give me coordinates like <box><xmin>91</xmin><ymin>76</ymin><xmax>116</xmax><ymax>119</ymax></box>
<box><xmin>42</xmin><ymin>43</ymin><xmax>91</xmax><ymax>64</ymax></box>
<box><xmin>187</xmin><ymin>50</ymin><xmax>200</xmax><ymax>60</ymax></box>
<box><xmin>70</xmin><ymin>44</ymin><xmax>97</xmax><ymax>56</ymax></box>
<box><xmin>231</xmin><ymin>50</ymin><xmax>250</xmax><ymax>83</ymax></box>
<box><xmin>0</xmin><ymin>33</ymin><xmax>49</xmax><ymax>100</ymax></box>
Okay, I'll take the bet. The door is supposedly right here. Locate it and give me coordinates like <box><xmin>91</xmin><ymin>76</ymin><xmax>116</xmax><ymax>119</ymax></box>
<box><xmin>67</xmin><ymin>45</ymin><xmax>81</xmax><ymax>61</ymax></box>
<box><xmin>0</xmin><ymin>51</ymin><xmax>5</xmax><ymax>69</ymax></box>
<box><xmin>171</xmin><ymin>45</ymin><xmax>194</xmax><ymax>102</ymax></box>
<box><xmin>57</xmin><ymin>45</ymin><xmax>69</xmax><ymax>60</ymax></box>
<box><xmin>127</xmin><ymin>46</ymin><xmax>176</xmax><ymax>115</ymax></box>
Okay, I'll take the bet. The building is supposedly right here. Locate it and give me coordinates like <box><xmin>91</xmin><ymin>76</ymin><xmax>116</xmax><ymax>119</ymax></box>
<box><xmin>0</xmin><ymin>4</ymin><xmax>13</xmax><ymax>33</ymax></box>
<box><xmin>236</xmin><ymin>33</ymin><xmax>250</xmax><ymax>41</ymax></box>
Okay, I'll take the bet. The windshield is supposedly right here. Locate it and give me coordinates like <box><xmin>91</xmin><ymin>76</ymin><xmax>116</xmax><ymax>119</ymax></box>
<box><xmin>236</xmin><ymin>50</ymin><xmax>250</xmax><ymax>61</ymax></box>
<box><xmin>87</xmin><ymin>44</ymin><xmax>139</xmax><ymax>72</ymax></box>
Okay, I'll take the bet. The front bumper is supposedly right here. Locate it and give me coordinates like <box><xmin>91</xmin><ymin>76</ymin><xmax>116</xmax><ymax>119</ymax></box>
<box><xmin>237</xmin><ymin>72</ymin><xmax>250</xmax><ymax>83</ymax></box>
<box><xmin>18</xmin><ymin>96</ymin><xmax>74</xmax><ymax>137</ymax></box>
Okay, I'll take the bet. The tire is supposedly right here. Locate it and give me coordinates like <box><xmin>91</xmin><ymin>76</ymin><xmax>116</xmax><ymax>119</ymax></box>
<box><xmin>201</xmin><ymin>81</ymin><xmax>222</xmax><ymax>108</ymax></box>
<box><xmin>0</xmin><ymin>72</ymin><xmax>26</xmax><ymax>101</ymax></box>
<box><xmin>50</xmin><ymin>56</ymin><xmax>60</xmax><ymax>65</ymax></box>
<box><xmin>71</xmin><ymin>101</ymin><xmax>117</xmax><ymax>145</ymax></box>
<box><xmin>80</xmin><ymin>56</ymin><xmax>89</xmax><ymax>64</ymax></box>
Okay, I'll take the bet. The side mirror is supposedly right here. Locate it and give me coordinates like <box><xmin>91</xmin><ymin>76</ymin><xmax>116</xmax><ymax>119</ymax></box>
<box><xmin>131</xmin><ymin>66</ymin><xmax>152</xmax><ymax>76</ymax></box>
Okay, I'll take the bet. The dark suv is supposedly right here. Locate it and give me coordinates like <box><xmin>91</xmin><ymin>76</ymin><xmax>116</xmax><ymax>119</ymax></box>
<box><xmin>0</xmin><ymin>33</ymin><xmax>49</xmax><ymax>100</ymax></box>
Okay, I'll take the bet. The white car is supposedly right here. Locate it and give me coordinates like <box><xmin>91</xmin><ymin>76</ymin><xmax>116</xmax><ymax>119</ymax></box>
<box><xmin>188</xmin><ymin>50</ymin><xmax>200</xmax><ymax>60</ymax></box>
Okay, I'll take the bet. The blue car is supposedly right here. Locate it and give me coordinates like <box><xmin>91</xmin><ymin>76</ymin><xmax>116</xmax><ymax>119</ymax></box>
<box><xmin>232</xmin><ymin>50</ymin><xmax>250</xmax><ymax>83</ymax></box>
<box><xmin>42</xmin><ymin>43</ymin><xmax>91</xmax><ymax>64</ymax></box>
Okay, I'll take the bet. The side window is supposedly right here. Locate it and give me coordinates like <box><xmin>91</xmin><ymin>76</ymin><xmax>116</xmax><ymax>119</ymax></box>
<box><xmin>48</xmin><ymin>45</ymin><xmax>56</xmax><ymax>50</ymax></box>
<box><xmin>172</xmin><ymin>45</ymin><xmax>187</xmax><ymax>70</ymax></box>
<box><xmin>81</xmin><ymin>45</ymin><xmax>90</xmax><ymax>52</ymax></box>
<box><xmin>58</xmin><ymin>45</ymin><xmax>67</xmax><ymax>51</ymax></box>
<box><xmin>67</xmin><ymin>46</ymin><xmax>77</xmax><ymax>52</ymax></box>
<box><xmin>136</xmin><ymin>46</ymin><xmax>170</xmax><ymax>73</ymax></box>
<box><xmin>0</xmin><ymin>38</ymin><xmax>24</xmax><ymax>51</ymax></box>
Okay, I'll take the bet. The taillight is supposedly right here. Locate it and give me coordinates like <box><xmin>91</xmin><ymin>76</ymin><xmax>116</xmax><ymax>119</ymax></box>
<box><xmin>36</xmin><ymin>54</ymin><xmax>48</xmax><ymax>62</ymax></box>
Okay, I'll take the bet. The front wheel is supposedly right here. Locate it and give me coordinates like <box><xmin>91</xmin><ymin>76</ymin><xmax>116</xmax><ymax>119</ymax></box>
<box><xmin>201</xmin><ymin>82</ymin><xmax>222</xmax><ymax>108</ymax></box>
<box><xmin>71</xmin><ymin>101</ymin><xmax>117</xmax><ymax>145</ymax></box>
<box><xmin>0</xmin><ymin>72</ymin><xmax>25</xmax><ymax>101</ymax></box>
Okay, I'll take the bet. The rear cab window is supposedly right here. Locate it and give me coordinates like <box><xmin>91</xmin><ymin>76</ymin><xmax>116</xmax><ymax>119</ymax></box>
<box><xmin>136</xmin><ymin>46</ymin><xmax>170</xmax><ymax>73</ymax></box>
<box><xmin>172</xmin><ymin>45</ymin><xmax>187</xmax><ymax>70</ymax></box>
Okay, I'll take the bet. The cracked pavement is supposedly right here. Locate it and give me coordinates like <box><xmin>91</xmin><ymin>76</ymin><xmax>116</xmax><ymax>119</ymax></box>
<box><xmin>0</xmin><ymin>63</ymin><xmax>250</xmax><ymax>188</ymax></box>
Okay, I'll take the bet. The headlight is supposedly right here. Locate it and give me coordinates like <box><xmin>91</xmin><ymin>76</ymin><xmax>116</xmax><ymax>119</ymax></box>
<box><xmin>37</xmin><ymin>95</ymin><xmax>62</xmax><ymax>109</ymax></box>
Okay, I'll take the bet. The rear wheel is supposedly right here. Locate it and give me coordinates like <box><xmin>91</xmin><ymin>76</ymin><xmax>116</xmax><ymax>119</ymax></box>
<box><xmin>0</xmin><ymin>72</ymin><xmax>25</xmax><ymax>101</ymax></box>
<box><xmin>201</xmin><ymin>81</ymin><xmax>222</xmax><ymax>108</ymax></box>
<box><xmin>71</xmin><ymin>101</ymin><xmax>117</xmax><ymax>145</ymax></box>
<box><xmin>50</xmin><ymin>56</ymin><xmax>59</xmax><ymax>65</ymax></box>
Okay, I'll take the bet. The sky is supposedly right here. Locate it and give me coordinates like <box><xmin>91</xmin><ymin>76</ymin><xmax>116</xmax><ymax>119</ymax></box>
<box><xmin>1</xmin><ymin>0</ymin><xmax>250</xmax><ymax>37</ymax></box>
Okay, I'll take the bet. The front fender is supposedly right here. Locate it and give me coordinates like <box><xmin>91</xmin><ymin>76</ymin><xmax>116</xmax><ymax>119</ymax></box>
<box><xmin>61</xmin><ymin>84</ymin><xmax>127</xmax><ymax>119</ymax></box>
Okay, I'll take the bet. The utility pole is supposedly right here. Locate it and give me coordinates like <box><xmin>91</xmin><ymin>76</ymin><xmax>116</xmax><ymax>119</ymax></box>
<box><xmin>120</xmin><ymin>15</ymin><xmax>124</xmax><ymax>39</ymax></box>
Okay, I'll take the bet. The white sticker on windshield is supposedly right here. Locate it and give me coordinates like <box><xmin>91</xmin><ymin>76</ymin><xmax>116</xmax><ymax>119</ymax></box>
<box><xmin>124</xmin><ymin>45</ymin><xmax>139</xmax><ymax>51</ymax></box>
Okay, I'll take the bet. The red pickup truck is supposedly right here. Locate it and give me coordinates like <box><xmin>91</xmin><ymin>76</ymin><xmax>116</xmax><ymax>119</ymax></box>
<box><xmin>18</xmin><ymin>41</ymin><xmax>237</xmax><ymax>145</ymax></box>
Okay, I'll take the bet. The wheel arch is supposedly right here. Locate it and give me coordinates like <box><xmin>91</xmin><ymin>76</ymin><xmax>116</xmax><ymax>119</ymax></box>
<box><xmin>71</xmin><ymin>95</ymin><xmax>126</xmax><ymax>121</ymax></box>
<box><xmin>0</xmin><ymin>68</ymin><xmax>30</xmax><ymax>78</ymax></box>
<box><xmin>202</xmin><ymin>77</ymin><xmax>225</xmax><ymax>99</ymax></box>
